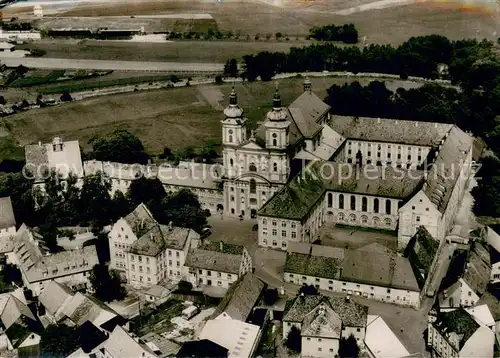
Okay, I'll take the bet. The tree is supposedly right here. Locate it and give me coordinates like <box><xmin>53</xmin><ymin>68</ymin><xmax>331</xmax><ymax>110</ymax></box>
<box><xmin>161</xmin><ymin>189</ymin><xmax>208</xmax><ymax>231</ymax></box>
<box><xmin>60</xmin><ymin>91</ymin><xmax>73</xmax><ymax>102</ymax></box>
<box><xmin>339</xmin><ymin>334</ymin><xmax>359</xmax><ymax>358</ymax></box>
<box><xmin>28</xmin><ymin>48</ymin><xmax>46</xmax><ymax>57</ymax></box>
<box><xmin>285</xmin><ymin>325</ymin><xmax>301</xmax><ymax>352</ymax></box>
<box><xmin>224</xmin><ymin>58</ymin><xmax>238</xmax><ymax>77</ymax></box>
<box><xmin>89</xmin><ymin>264</ymin><xmax>126</xmax><ymax>302</ymax></box>
<box><xmin>0</xmin><ymin>95</ymin><xmax>5</xmax><ymax>105</ymax></box>
<box><xmin>78</xmin><ymin>172</ymin><xmax>114</xmax><ymax>229</ymax></box>
<box><xmin>127</xmin><ymin>177</ymin><xmax>166</xmax><ymax>209</ymax></box>
<box><xmin>177</xmin><ymin>280</ymin><xmax>193</xmax><ymax>293</ymax></box>
<box><xmin>40</xmin><ymin>324</ymin><xmax>80</xmax><ymax>358</ymax></box>
<box><xmin>1</xmin><ymin>263</ymin><xmax>22</xmax><ymax>285</ymax></box>
<box><xmin>159</xmin><ymin>147</ymin><xmax>173</xmax><ymax>160</ymax></box>
<box><xmin>89</xmin><ymin>129</ymin><xmax>149</xmax><ymax>164</ymax></box>
<box><xmin>262</xmin><ymin>288</ymin><xmax>279</xmax><ymax>306</ymax></box>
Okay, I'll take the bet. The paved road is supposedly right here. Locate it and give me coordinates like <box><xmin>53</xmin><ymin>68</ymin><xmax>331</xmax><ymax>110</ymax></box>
<box><xmin>0</xmin><ymin>57</ymin><xmax>224</xmax><ymax>72</ymax></box>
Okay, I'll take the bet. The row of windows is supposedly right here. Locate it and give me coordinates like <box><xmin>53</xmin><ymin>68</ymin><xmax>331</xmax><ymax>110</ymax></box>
<box><xmin>333</xmin><ymin>212</ymin><xmax>392</xmax><ymax>227</ymax></box>
<box><xmin>347</xmin><ymin>149</ymin><xmax>422</xmax><ymax>162</ymax></box>
<box><xmin>328</xmin><ymin>194</ymin><xmax>396</xmax><ymax>214</ymax></box>
<box><xmin>196</xmin><ymin>269</ymin><xmax>232</xmax><ymax>279</ymax></box>
<box><xmin>348</xmin><ymin>142</ymin><xmax>423</xmax><ymax>152</ymax></box>
<box><xmin>262</xmin><ymin>219</ymin><xmax>297</xmax><ymax>229</ymax></box>
<box><xmin>262</xmin><ymin>228</ymin><xmax>297</xmax><ymax>238</ymax></box>
<box><xmin>262</xmin><ymin>239</ymin><xmax>287</xmax><ymax>248</ymax></box>
<box><xmin>228</xmin><ymin>159</ymin><xmax>280</xmax><ymax>172</ymax></box>
<box><xmin>231</xmin><ymin>196</ymin><xmax>260</xmax><ymax>205</ymax></box>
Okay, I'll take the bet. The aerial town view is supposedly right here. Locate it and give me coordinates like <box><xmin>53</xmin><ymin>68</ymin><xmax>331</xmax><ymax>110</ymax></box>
<box><xmin>0</xmin><ymin>0</ymin><xmax>498</xmax><ymax>357</ymax></box>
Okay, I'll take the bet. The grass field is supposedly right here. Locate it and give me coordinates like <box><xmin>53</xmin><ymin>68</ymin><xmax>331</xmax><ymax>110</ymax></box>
<box><xmin>17</xmin><ymin>39</ymin><xmax>313</xmax><ymax>63</ymax></box>
<box><xmin>2</xmin><ymin>76</ymin><xmax>421</xmax><ymax>157</ymax></box>
<box><xmin>54</xmin><ymin>0</ymin><xmax>499</xmax><ymax>45</ymax></box>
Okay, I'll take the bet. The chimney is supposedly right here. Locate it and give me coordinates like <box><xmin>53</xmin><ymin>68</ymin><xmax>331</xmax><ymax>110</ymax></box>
<box><xmin>168</xmin><ymin>221</ymin><xmax>173</xmax><ymax>230</ymax></box>
<box><xmin>220</xmin><ymin>241</ymin><xmax>223</xmax><ymax>251</ymax></box>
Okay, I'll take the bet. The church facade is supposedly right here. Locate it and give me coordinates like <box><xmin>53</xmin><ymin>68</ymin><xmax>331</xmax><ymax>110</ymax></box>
<box><xmin>220</xmin><ymin>79</ymin><xmax>474</xmax><ymax>250</ymax></box>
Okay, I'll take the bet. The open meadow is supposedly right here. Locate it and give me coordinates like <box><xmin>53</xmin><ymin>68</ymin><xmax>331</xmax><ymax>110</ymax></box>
<box><xmin>1</xmin><ymin>76</ymin><xmax>421</xmax><ymax>157</ymax></box>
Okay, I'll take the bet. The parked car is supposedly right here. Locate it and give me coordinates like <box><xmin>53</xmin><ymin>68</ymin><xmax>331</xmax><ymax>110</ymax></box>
<box><xmin>201</xmin><ymin>227</ymin><xmax>212</xmax><ymax>239</ymax></box>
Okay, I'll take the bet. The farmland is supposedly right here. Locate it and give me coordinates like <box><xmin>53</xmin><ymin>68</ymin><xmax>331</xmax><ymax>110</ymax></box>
<box><xmin>2</xmin><ymin>76</ymin><xmax>421</xmax><ymax>156</ymax></box>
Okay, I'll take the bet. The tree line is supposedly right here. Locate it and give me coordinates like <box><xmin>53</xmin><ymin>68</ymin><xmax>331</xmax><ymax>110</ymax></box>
<box><xmin>240</xmin><ymin>35</ymin><xmax>497</xmax><ymax>83</ymax></box>
<box><xmin>309</xmin><ymin>24</ymin><xmax>358</xmax><ymax>44</ymax></box>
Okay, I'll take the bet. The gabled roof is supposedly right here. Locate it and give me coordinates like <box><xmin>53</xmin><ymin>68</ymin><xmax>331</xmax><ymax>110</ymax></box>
<box><xmin>99</xmin><ymin>325</ymin><xmax>157</xmax><ymax>357</ymax></box>
<box><xmin>477</xmin><ymin>292</ymin><xmax>500</xmax><ymax>321</ymax></box>
<box><xmin>366</xmin><ymin>315</ymin><xmax>410</xmax><ymax>358</ymax></box>
<box><xmin>283</xmin><ymin>295</ymin><xmax>325</xmax><ymax>322</ymax></box>
<box><xmin>462</xmin><ymin>243</ymin><xmax>491</xmax><ymax>296</ymax></box>
<box><xmin>184</xmin><ymin>249</ymin><xmax>243</xmax><ymax>274</ymax></box>
<box><xmin>423</xmin><ymin>126</ymin><xmax>473</xmax><ymax>214</ymax></box>
<box><xmin>38</xmin><ymin>280</ymin><xmax>73</xmax><ymax>318</ymax></box>
<box><xmin>330</xmin><ymin>116</ymin><xmax>453</xmax><ymax>146</ymax></box>
<box><xmin>328</xmin><ymin>297</ymin><xmax>368</xmax><ymax>327</ymax></box>
<box><xmin>0</xmin><ymin>197</ymin><xmax>15</xmax><ymax>230</ymax></box>
<box><xmin>122</xmin><ymin>203</ymin><xmax>157</xmax><ymax>238</ymax></box>
<box><xmin>404</xmin><ymin>226</ymin><xmax>439</xmax><ymax>289</ymax></box>
<box><xmin>433</xmin><ymin>308</ymin><xmax>479</xmax><ymax>350</ymax></box>
<box><xmin>302</xmin><ymin>301</ymin><xmax>342</xmax><ymax>339</ymax></box>
<box><xmin>210</xmin><ymin>273</ymin><xmax>265</xmax><ymax>322</ymax></box>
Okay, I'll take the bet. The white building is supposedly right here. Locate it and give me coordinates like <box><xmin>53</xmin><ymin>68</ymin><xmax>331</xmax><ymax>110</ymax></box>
<box><xmin>428</xmin><ymin>308</ymin><xmax>494</xmax><ymax>357</ymax></box>
<box><xmin>0</xmin><ymin>29</ymin><xmax>41</xmax><ymax>41</ymax></box>
<box><xmin>12</xmin><ymin>224</ymin><xmax>98</xmax><ymax>296</ymax></box>
<box><xmin>25</xmin><ymin>137</ymin><xmax>84</xmax><ymax>185</ymax></box>
<box><xmin>184</xmin><ymin>240</ymin><xmax>253</xmax><ymax>289</ymax></box>
<box><xmin>283</xmin><ymin>242</ymin><xmax>421</xmax><ymax>308</ymax></box>
<box><xmin>108</xmin><ymin>203</ymin><xmax>198</xmax><ymax>287</ymax></box>
<box><xmin>0</xmin><ymin>197</ymin><xmax>16</xmax><ymax>239</ymax></box>
<box><xmin>283</xmin><ymin>295</ymin><xmax>368</xmax><ymax>355</ymax></box>
<box><xmin>365</xmin><ymin>315</ymin><xmax>410</xmax><ymax>358</ymax></box>
<box><xmin>198</xmin><ymin>317</ymin><xmax>261</xmax><ymax>358</ymax></box>
<box><xmin>83</xmin><ymin>160</ymin><xmax>224</xmax><ymax>214</ymax></box>
<box><xmin>33</xmin><ymin>5</ymin><xmax>43</xmax><ymax>17</ymax></box>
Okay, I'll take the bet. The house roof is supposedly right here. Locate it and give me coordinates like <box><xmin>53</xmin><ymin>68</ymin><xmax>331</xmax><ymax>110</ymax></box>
<box><xmin>404</xmin><ymin>226</ymin><xmax>440</xmax><ymax>289</ymax></box>
<box><xmin>77</xmin><ymin>321</ymin><xmax>108</xmax><ymax>354</ymax></box>
<box><xmin>61</xmin><ymin>292</ymin><xmax>118</xmax><ymax>328</ymax></box>
<box><xmin>177</xmin><ymin>339</ymin><xmax>228</xmax><ymax>358</ymax></box>
<box><xmin>462</xmin><ymin>243</ymin><xmax>491</xmax><ymax>296</ymax></box>
<box><xmin>284</xmin><ymin>252</ymin><xmax>342</xmax><ymax>280</ymax></box>
<box><xmin>0</xmin><ymin>197</ymin><xmax>15</xmax><ymax>230</ymax></box>
<box><xmin>210</xmin><ymin>273</ymin><xmax>265</xmax><ymax>322</ymax></box>
<box><xmin>259</xmin><ymin>160</ymin><xmax>423</xmax><ymax>220</ymax></box>
<box><xmin>302</xmin><ymin>301</ymin><xmax>342</xmax><ymax>339</ymax></box>
<box><xmin>38</xmin><ymin>280</ymin><xmax>74</xmax><ymax>317</ymax></box>
<box><xmin>99</xmin><ymin>325</ymin><xmax>157</xmax><ymax>357</ymax></box>
<box><xmin>25</xmin><ymin>138</ymin><xmax>84</xmax><ymax>181</ymax></box>
<box><xmin>0</xmin><ymin>295</ymin><xmax>36</xmax><ymax>330</ymax></box>
<box><xmin>477</xmin><ymin>292</ymin><xmax>500</xmax><ymax>321</ymax></box>
<box><xmin>283</xmin><ymin>295</ymin><xmax>325</xmax><ymax>322</ymax></box>
<box><xmin>122</xmin><ymin>203</ymin><xmax>157</xmax><ymax>238</ymax></box>
<box><xmin>330</xmin><ymin>116</ymin><xmax>453</xmax><ymax>146</ymax></box>
<box><xmin>466</xmin><ymin>304</ymin><xmax>496</xmax><ymax>327</ymax></box>
<box><xmin>13</xmin><ymin>224</ymin><xmax>99</xmax><ymax>284</ymax></box>
<box><xmin>328</xmin><ymin>296</ymin><xmax>368</xmax><ymax>327</ymax></box>
<box><xmin>423</xmin><ymin>126</ymin><xmax>473</xmax><ymax>214</ymax></box>
<box><xmin>144</xmin><ymin>285</ymin><xmax>170</xmax><ymax>298</ymax></box>
<box><xmin>184</xmin><ymin>249</ymin><xmax>242</xmax><ymax>274</ymax></box>
<box><xmin>433</xmin><ymin>308</ymin><xmax>480</xmax><ymax>350</ymax></box>
<box><xmin>365</xmin><ymin>315</ymin><xmax>410</xmax><ymax>358</ymax></box>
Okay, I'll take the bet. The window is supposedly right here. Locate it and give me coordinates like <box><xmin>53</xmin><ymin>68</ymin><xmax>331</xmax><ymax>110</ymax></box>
<box><xmin>263</xmin><ymin>219</ymin><xmax>267</xmax><ymax>225</ymax></box>
<box><xmin>249</xmin><ymin>163</ymin><xmax>257</xmax><ymax>172</ymax></box>
<box><xmin>250</xmin><ymin>179</ymin><xmax>256</xmax><ymax>194</ymax></box>
<box><xmin>350</xmin><ymin>195</ymin><xmax>356</xmax><ymax>210</ymax></box>
<box><xmin>273</xmin><ymin>163</ymin><xmax>278</xmax><ymax>172</ymax></box>
<box><xmin>272</xmin><ymin>240</ymin><xmax>277</xmax><ymax>246</ymax></box>
<box><xmin>282</xmin><ymin>241</ymin><xmax>287</xmax><ymax>248</ymax></box>
<box><xmin>282</xmin><ymin>230</ymin><xmax>286</xmax><ymax>237</ymax></box>
<box><xmin>318</xmin><ymin>338</ymin><xmax>322</xmax><ymax>342</ymax></box>
<box><xmin>386</xmin><ymin>199</ymin><xmax>391</xmax><ymax>215</ymax></box>
<box><xmin>328</xmin><ymin>193</ymin><xmax>333</xmax><ymax>208</ymax></box>
<box><xmin>131</xmin><ymin>264</ymin><xmax>135</xmax><ymax>270</ymax></box>
<box><xmin>272</xmin><ymin>220</ymin><xmax>277</xmax><ymax>226</ymax></box>
<box><xmin>339</xmin><ymin>194</ymin><xmax>344</xmax><ymax>209</ymax></box>
<box><xmin>272</xmin><ymin>229</ymin><xmax>277</xmax><ymax>236</ymax></box>
<box><xmin>228</xmin><ymin>274</ymin><xmax>232</xmax><ymax>279</ymax></box>
<box><xmin>282</xmin><ymin>221</ymin><xmax>287</xmax><ymax>228</ymax></box>
<box><xmin>291</xmin><ymin>222</ymin><xmax>296</xmax><ymax>229</ymax></box>
<box><xmin>416</xmin><ymin>216</ymin><xmax>421</xmax><ymax>222</ymax></box>
<box><xmin>307</xmin><ymin>338</ymin><xmax>311</xmax><ymax>341</ymax></box>
<box><xmin>263</xmin><ymin>228</ymin><xmax>268</xmax><ymax>235</ymax></box>
<box><xmin>176</xmin><ymin>252</ymin><xmax>179</xmax><ymax>257</ymax></box>
<box><xmin>348</xmin><ymin>149</ymin><xmax>352</xmax><ymax>155</ymax></box>
<box><xmin>357</xmin><ymin>328</ymin><xmax>361</xmax><ymax>332</ymax></box>
<box><xmin>207</xmin><ymin>271</ymin><xmax>212</xmax><ymax>276</ymax></box>
<box><xmin>263</xmin><ymin>239</ymin><xmax>268</xmax><ymax>245</ymax></box>
<box><xmin>367</xmin><ymin>151</ymin><xmax>371</xmax><ymax>157</ymax></box>
<box><xmin>138</xmin><ymin>256</ymin><xmax>142</xmax><ymax>262</ymax></box>
<box><xmin>146</xmin><ymin>267</ymin><xmax>150</xmax><ymax>273</ymax></box>
<box><xmin>231</xmin><ymin>196</ymin><xmax>235</xmax><ymax>202</ymax></box>
<box><xmin>373</xmin><ymin>198</ymin><xmax>379</xmax><ymax>213</ymax></box>
<box><xmin>291</xmin><ymin>231</ymin><xmax>296</xmax><ymax>238</ymax></box>
<box><xmin>362</xmin><ymin>197</ymin><xmax>367</xmax><ymax>212</ymax></box>
<box><xmin>230</xmin><ymin>158</ymin><xmax>234</xmax><ymax>166</ymax></box>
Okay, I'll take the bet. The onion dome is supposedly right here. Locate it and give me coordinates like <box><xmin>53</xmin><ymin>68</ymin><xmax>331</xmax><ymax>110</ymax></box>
<box><xmin>223</xmin><ymin>87</ymin><xmax>243</xmax><ymax>118</ymax></box>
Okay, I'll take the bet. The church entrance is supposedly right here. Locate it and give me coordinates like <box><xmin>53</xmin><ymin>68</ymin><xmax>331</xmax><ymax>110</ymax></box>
<box><xmin>326</xmin><ymin>211</ymin><xmax>334</xmax><ymax>222</ymax></box>
<box><xmin>217</xmin><ymin>204</ymin><xmax>224</xmax><ymax>212</ymax></box>
<box><xmin>251</xmin><ymin>209</ymin><xmax>257</xmax><ymax>218</ymax></box>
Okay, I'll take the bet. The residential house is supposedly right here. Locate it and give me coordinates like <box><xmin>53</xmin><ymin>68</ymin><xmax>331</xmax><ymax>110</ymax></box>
<box><xmin>438</xmin><ymin>242</ymin><xmax>491</xmax><ymax>309</ymax></box>
<box><xmin>427</xmin><ymin>307</ymin><xmax>494</xmax><ymax>357</ymax></box>
<box><xmin>177</xmin><ymin>339</ymin><xmax>228</xmax><ymax>358</ymax></box>
<box><xmin>283</xmin><ymin>242</ymin><xmax>421</xmax><ymax>308</ymax></box>
<box><xmin>210</xmin><ymin>273</ymin><xmax>265</xmax><ymax>322</ymax></box>
<box><xmin>465</xmin><ymin>304</ymin><xmax>496</xmax><ymax>332</ymax></box>
<box><xmin>0</xmin><ymin>197</ymin><xmax>16</xmax><ymax>239</ymax></box>
<box><xmin>184</xmin><ymin>240</ymin><xmax>253</xmax><ymax>289</ymax></box>
<box><xmin>142</xmin><ymin>285</ymin><xmax>172</xmax><ymax>305</ymax></box>
<box><xmin>365</xmin><ymin>315</ymin><xmax>410</xmax><ymax>358</ymax></box>
<box><xmin>477</xmin><ymin>292</ymin><xmax>500</xmax><ymax>343</ymax></box>
<box><xmin>0</xmin><ymin>292</ymin><xmax>41</xmax><ymax>353</ymax></box>
<box><xmin>282</xmin><ymin>295</ymin><xmax>368</xmax><ymax>353</ymax></box>
<box><xmin>38</xmin><ymin>280</ymin><xmax>125</xmax><ymax>332</ymax></box>
<box><xmin>198</xmin><ymin>317</ymin><xmax>261</xmax><ymax>358</ymax></box>
<box><xmin>13</xmin><ymin>224</ymin><xmax>99</xmax><ymax>296</ymax></box>
<box><xmin>109</xmin><ymin>203</ymin><xmax>198</xmax><ymax>286</ymax></box>
<box><xmin>24</xmin><ymin>137</ymin><xmax>84</xmax><ymax>186</ymax></box>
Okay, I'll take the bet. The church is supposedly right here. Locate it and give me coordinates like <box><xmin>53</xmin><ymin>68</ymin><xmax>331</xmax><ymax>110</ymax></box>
<box><xmin>221</xmin><ymin>78</ymin><xmax>475</xmax><ymax>249</ymax></box>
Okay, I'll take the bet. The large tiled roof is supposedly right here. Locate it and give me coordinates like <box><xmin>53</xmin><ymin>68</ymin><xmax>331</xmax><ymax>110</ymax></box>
<box><xmin>433</xmin><ymin>308</ymin><xmax>479</xmax><ymax>350</ymax></box>
<box><xmin>328</xmin><ymin>297</ymin><xmax>368</xmax><ymax>327</ymax></box>
<box><xmin>14</xmin><ymin>224</ymin><xmax>98</xmax><ymax>283</ymax></box>
<box><xmin>184</xmin><ymin>243</ymin><xmax>245</xmax><ymax>274</ymax></box>
<box><xmin>284</xmin><ymin>243</ymin><xmax>419</xmax><ymax>292</ymax></box>
<box><xmin>211</xmin><ymin>273</ymin><xmax>265</xmax><ymax>321</ymax></box>
<box><xmin>283</xmin><ymin>295</ymin><xmax>324</xmax><ymax>322</ymax></box>
<box><xmin>39</xmin><ymin>280</ymin><xmax>73</xmax><ymax>317</ymax></box>
<box><xmin>330</xmin><ymin>116</ymin><xmax>453</xmax><ymax>146</ymax></box>
<box><xmin>123</xmin><ymin>203</ymin><xmax>157</xmax><ymax>238</ymax></box>
<box><xmin>0</xmin><ymin>197</ymin><xmax>15</xmax><ymax>230</ymax></box>
<box><xmin>462</xmin><ymin>243</ymin><xmax>491</xmax><ymax>296</ymax></box>
<box><xmin>477</xmin><ymin>292</ymin><xmax>500</xmax><ymax>321</ymax></box>
<box><xmin>423</xmin><ymin>126</ymin><xmax>473</xmax><ymax>214</ymax></box>
<box><xmin>99</xmin><ymin>325</ymin><xmax>156</xmax><ymax>357</ymax></box>
<box><xmin>404</xmin><ymin>226</ymin><xmax>439</xmax><ymax>289</ymax></box>
<box><xmin>259</xmin><ymin>160</ymin><xmax>424</xmax><ymax>220</ymax></box>
<box><xmin>302</xmin><ymin>301</ymin><xmax>342</xmax><ymax>339</ymax></box>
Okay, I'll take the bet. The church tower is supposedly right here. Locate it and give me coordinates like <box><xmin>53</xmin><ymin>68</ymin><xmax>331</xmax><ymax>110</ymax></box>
<box><xmin>264</xmin><ymin>85</ymin><xmax>290</xmax><ymax>150</ymax></box>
